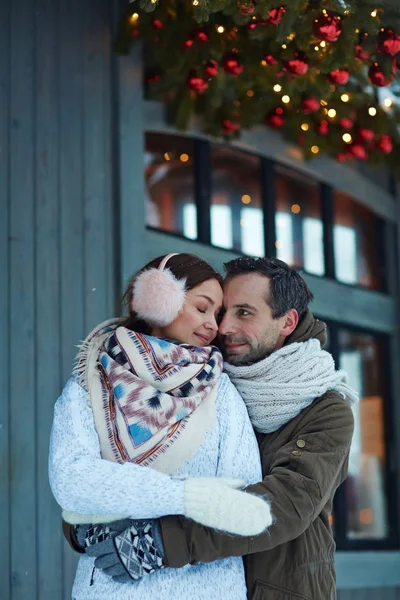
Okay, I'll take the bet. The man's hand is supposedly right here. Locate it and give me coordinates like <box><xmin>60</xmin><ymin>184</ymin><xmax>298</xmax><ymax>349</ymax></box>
<box><xmin>85</xmin><ymin>519</ymin><xmax>165</xmax><ymax>582</ymax></box>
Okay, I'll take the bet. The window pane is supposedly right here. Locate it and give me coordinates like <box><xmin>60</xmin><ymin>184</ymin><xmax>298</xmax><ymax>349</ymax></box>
<box><xmin>338</xmin><ymin>330</ymin><xmax>388</xmax><ymax>540</ymax></box>
<box><xmin>275</xmin><ymin>165</ymin><xmax>324</xmax><ymax>276</ymax></box>
<box><xmin>211</xmin><ymin>146</ymin><xmax>264</xmax><ymax>255</ymax></box>
<box><xmin>145</xmin><ymin>133</ymin><xmax>196</xmax><ymax>238</ymax></box>
<box><xmin>333</xmin><ymin>191</ymin><xmax>382</xmax><ymax>290</ymax></box>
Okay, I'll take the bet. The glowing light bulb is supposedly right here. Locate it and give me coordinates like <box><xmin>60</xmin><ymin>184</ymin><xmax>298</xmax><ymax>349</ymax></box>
<box><xmin>217</xmin><ymin>25</ymin><xmax>224</xmax><ymax>33</ymax></box>
<box><xmin>241</xmin><ymin>194</ymin><xmax>251</xmax><ymax>204</ymax></box>
<box><xmin>341</xmin><ymin>93</ymin><xmax>350</xmax><ymax>102</ymax></box>
<box><xmin>291</xmin><ymin>204</ymin><xmax>301</xmax><ymax>214</ymax></box>
<box><xmin>281</xmin><ymin>44</ymin><xmax>287</xmax><ymax>49</ymax></box>
<box><xmin>193</xmin><ymin>0</ymin><xmax>199</xmax><ymax>5</ymax></box>
<box><xmin>247</xmin><ymin>90</ymin><xmax>254</xmax><ymax>97</ymax></box>
<box><xmin>311</xmin><ymin>145</ymin><xmax>319</xmax><ymax>154</ymax></box>
<box><xmin>273</xmin><ymin>84</ymin><xmax>282</xmax><ymax>92</ymax></box>
<box><xmin>301</xmin><ymin>123</ymin><xmax>309</xmax><ymax>131</ymax></box>
<box><xmin>328</xmin><ymin>109</ymin><xmax>337</xmax><ymax>118</ymax></box>
<box><xmin>320</xmin><ymin>41</ymin><xmax>326</xmax><ymax>48</ymax></box>
<box><xmin>130</xmin><ymin>13</ymin><xmax>139</xmax><ymax>23</ymax></box>
<box><xmin>320</xmin><ymin>99</ymin><xmax>328</xmax><ymax>106</ymax></box>
<box><xmin>371</xmin><ymin>10</ymin><xmax>377</xmax><ymax>17</ymax></box>
<box><xmin>384</xmin><ymin>98</ymin><xmax>393</xmax><ymax>107</ymax></box>
<box><xmin>368</xmin><ymin>107</ymin><xmax>377</xmax><ymax>116</ymax></box>
<box><xmin>342</xmin><ymin>133</ymin><xmax>352</xmax><ymax>143</ymax></box>
<box><xmin>282</xmin><ymin>95</ymin><xmax>290</xmax><ymax>104</ymax></box>
<box><xmin>180</xmin><ymin>153</ymin><xmax>189</xmax><ymax>162</ymax></box>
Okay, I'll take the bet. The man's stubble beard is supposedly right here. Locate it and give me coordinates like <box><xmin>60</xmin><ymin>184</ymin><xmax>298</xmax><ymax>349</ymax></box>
<box><xmin>222</xmin><ymin>331</ymin><xmax>280</xmax><ymax>366</ymax></box>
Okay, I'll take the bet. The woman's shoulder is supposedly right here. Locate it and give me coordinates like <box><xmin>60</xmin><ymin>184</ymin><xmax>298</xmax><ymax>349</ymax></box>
<box><xmin>216</xmin><ymin>373</ymin><xmax>247</xmax><ymax>415</ymax></box>
<box><xmin>54</xmin><ymin>376</ymin><xmax>90</xmax><ymax>413</ymax></box>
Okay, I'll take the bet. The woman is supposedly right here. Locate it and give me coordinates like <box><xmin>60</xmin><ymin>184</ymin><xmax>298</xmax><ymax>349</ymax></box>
<box><xmin>49</xmin><ymin>253</ymin><xmax>272</xmax><ymax>600</ymax></box>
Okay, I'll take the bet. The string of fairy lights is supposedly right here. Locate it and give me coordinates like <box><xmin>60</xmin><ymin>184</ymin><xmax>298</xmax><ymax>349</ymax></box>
<box><xmin>118</xmin><ymin>1</ymin><xmax>400</xmax><ymax>168</ymax></box>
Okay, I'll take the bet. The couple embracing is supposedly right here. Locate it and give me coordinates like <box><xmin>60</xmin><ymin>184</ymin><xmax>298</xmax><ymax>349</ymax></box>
<box><xmin>49</xmin><ymin>253</ymin><xmax>357</xmax><ymax>600</ymax></box>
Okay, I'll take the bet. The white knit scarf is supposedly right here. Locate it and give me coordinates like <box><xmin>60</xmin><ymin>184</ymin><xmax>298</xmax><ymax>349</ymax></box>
<box><xmin>224</xmin><ymin>338</ymin><xmax>358</xmax><ymax>434</ymax></box>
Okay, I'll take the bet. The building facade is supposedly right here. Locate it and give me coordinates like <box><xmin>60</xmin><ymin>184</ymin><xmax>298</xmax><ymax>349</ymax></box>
<box><xmin>1</xmin><ymin>0</ymin><xmax>400</xmax><ymax>598</ymax></box>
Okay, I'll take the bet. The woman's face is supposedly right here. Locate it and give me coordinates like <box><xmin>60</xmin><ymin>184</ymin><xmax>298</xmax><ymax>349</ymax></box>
<box><xmin>152</xmin><ymin>278</ymin><xmax>223</xmax><ymax>347</ymax></box>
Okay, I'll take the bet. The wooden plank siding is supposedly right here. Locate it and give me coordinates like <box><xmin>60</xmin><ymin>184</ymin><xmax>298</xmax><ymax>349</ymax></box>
<box><xmin>9</xmin><ymin>1</ymin><xmax>37</xmax><ymax>598</ymax></box>
<box><xmin>1</xmin><ymin>0</ymin><xmax>119</xmax><ymax>597</ymax></box>
<box><xmin>35</xmin><ymin>0</ymin><xmax>63</xmax><ymax>598</ymax></box>
<box><xmin>0</xmin><ymin>0</ymin><xmax>11</xmax><ymax>598</ymax></box>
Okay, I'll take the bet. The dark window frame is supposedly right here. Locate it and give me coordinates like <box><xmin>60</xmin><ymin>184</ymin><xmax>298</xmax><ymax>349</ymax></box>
<box><xmin>144</xmin><ymin>132</ymin><xmax>390</xmax><ymax>294</ymax></box>
<box><xmin>144</xmin><ymin>131</ymin><xmax>398</xmax><ymax>550</ymax></box>
<box><xmin>325</xmin><ymin>319</ymin><xmax>398</xmax><ymax>551</ymax></box>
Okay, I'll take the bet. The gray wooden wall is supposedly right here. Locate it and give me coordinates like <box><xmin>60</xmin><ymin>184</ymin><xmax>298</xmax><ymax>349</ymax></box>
<box><xmin>1</xmin><ymin>0</ymin><xmax>400</xmax><ymax>598</ymax></box>
<box><xmin>0</xmin><ymin>0</ymin><xmax>118</xmax><ymax>597</ymax></box>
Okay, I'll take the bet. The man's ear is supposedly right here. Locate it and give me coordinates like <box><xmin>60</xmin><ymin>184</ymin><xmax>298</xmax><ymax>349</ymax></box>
<box><xmin>280</xmin><ymin>309</ymin><xmax>298</xmax><ymax>338</ymax></box>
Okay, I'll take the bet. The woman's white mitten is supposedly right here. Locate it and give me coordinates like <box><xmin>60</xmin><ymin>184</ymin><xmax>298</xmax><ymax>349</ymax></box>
<box><xmin>183</xmin><ymin>478</ymin><xmax>272</xmax><ymax>536</ymax></box>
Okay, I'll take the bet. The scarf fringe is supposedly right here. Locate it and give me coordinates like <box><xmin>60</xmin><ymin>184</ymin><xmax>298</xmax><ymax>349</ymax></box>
<box><xmin>72</xmin><ymin>318</ymin><xmax>121</xmax><ymax>390</ymax></box>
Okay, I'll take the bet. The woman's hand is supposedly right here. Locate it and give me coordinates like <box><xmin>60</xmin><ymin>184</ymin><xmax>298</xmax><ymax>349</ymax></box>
<box><xmin>183</xmin><ymin>477</ymin><xmax>273</xmax><ymax>536</ymax></box>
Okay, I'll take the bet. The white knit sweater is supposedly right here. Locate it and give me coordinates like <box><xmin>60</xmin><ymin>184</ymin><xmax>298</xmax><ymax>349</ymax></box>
<box><xmin>49</xmin><ymin>374</ymin><xmax>262</xmax><ymax>600</ymax></box>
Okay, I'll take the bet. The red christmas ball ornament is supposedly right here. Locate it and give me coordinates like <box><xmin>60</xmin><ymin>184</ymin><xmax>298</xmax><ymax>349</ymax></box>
<box><xmin>147</xmin><ymin>74</ymin><xmax>161</xmax><ymax>84</ymax></box>
<box><xmin>267</xmin><ymin>111</ymin><xmax>285</xmax><ymax>128</ymax></box>
<box><xmin>316</xmin><ymin>120</ymin><xmax>329</xmax><ymax>135</ymax></box>
<box><xmin>222</xmin><ymin>53</ymin><xmax>243</xmax><ymax>76</ymax></box>
<box><xmin>239</xmin><ymin>0</ymin><xmax>256</xmax><ymax>15</ymax></box>
<box><xmin>314</xmin><ymin>13</ymin><xmax>342</xmax><ymax>43</ymax></box>
<box><xmin>356</xmin><ymin>45</ymin><xmax>370</xmax><ymax>60</ymax></box>
<box><xmin>264</xmin><ymin>54</ymin><xmax>278</xmax><ymax>65</ymax></box>
<box><xmin>339</xmin><ymin>117</ymin><xmax>354</xmax><ymax>129</ymax></box>
<box><xmin>301</xmin><ymin>97</ymin><xmax>320</xmax><ymax>113</ymax></box>
<box><xmin>378</xmin><ymin>29</ymin><xmax>400</xmax><ymax>57</ymax></box>
<box><xmin>205</xmin><ymin>60</ymin><xmax>219</xmax><ymax>78</ymax></box>
<box><xmin>358</xmin><ymin>128</ymin><xmax>375</xmax><ymax>143</ymax></box>
<box><xmin>376</xmin><ymin>134</ymin><xmax>393</xmax><ymax>154</ymax></box>
<box><xmin>195</xmin><ymin>31</ymin><xmax>209</xmax><ymax>43</ymax></box>
<box><xmin>368</xmin><ymin>62</ymin><xmax>396</xmax><ymax>87</ymax></box>
<box><xmin>268</xmin><ymin>6</ymin><xmax>286</xmax><ymax>25</ymax></box>
<box><xmin>285</xmin><ymin>52</ymin><xmax>308</xmax><ymax>75</ymax></box>
<box><xmin>187</xmin><ymin>75</ymin><xmax>209</xmax><ymax>94</ymax></box>
<box><xmin>328</xmin><ymin>68</ymin><xmax>350</xmax><ymax>85</ymax></box>
<box><xmin>349</xmin><ymin>144</ymin><xmax>368</xmax><ymax>160</ymax></box>
<box><xmin>182</xmin><ymin>38</ymin><xmax>194</xmax><ymax>50</ymax></box>
<box><xmin>222</xmin><ymin>119</ymin><xmax>240</xmax><ymax>134</ymax></box>
<box><xmin>152</xmin><ymin>19</ymin><xmax>164</xmax><ymax>29</ymax></box>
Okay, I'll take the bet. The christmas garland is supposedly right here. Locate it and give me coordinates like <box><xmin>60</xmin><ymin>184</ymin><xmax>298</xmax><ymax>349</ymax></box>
<box><xmin>116</xmin><ymin>0</ymin><xmax>400</xmax><ymax>171</ymax></box>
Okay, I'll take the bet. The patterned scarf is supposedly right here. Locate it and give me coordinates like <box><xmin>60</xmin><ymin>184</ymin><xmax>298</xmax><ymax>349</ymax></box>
<box><xmin>74</xmin><ymin>319</ymin><xmax>223</xmax><ymax>473</ymax></box>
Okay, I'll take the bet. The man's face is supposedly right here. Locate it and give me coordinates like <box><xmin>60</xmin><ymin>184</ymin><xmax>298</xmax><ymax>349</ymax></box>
<box><xmin>219</xmin><ymin>273</ymin><xmax>290</xmax><ymax>365</ymax></box>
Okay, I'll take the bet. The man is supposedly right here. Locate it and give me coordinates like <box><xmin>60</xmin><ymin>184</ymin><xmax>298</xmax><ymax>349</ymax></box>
<box><xmin>64</xmin><ymin>257</ymin><xmax>356</xmax><ymax>600</ymax></box>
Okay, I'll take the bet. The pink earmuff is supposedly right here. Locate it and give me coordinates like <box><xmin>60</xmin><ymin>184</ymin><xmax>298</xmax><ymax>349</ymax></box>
<box><xmin>131</xmin><ymin>253</ymin><xmax>187</xmax><ymax>326</ymax></box>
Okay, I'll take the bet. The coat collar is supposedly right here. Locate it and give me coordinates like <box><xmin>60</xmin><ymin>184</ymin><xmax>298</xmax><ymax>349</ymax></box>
<box><xmin>284</xmin><ymin>309</ymin><xmax>327</xmax><ymax>348</ymax></box>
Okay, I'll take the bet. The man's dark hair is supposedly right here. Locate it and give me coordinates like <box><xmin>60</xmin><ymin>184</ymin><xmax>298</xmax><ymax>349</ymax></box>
<box><xmin>223</xmin><ymin>256</ymin><xmax>314</xmax><ymax>321</ymax></box>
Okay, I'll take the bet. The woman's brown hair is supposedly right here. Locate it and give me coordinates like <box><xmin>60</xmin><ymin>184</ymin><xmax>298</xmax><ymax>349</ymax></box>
<box><xmin>121</xmin><ymin>254</ymin><xmax>223</xmax><ymax>334</ymax></box>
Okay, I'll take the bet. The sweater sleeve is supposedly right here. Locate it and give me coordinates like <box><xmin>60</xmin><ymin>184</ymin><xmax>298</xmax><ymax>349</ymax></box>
<box><xmin>160</xmin><ymin>393</ymin><xmax>354</xmax><ymax>567</ymax></box>
<box><xmin>49</xmin><ymin>378</ymin><xmax>185</xmax><ymax>519</ymax></box>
